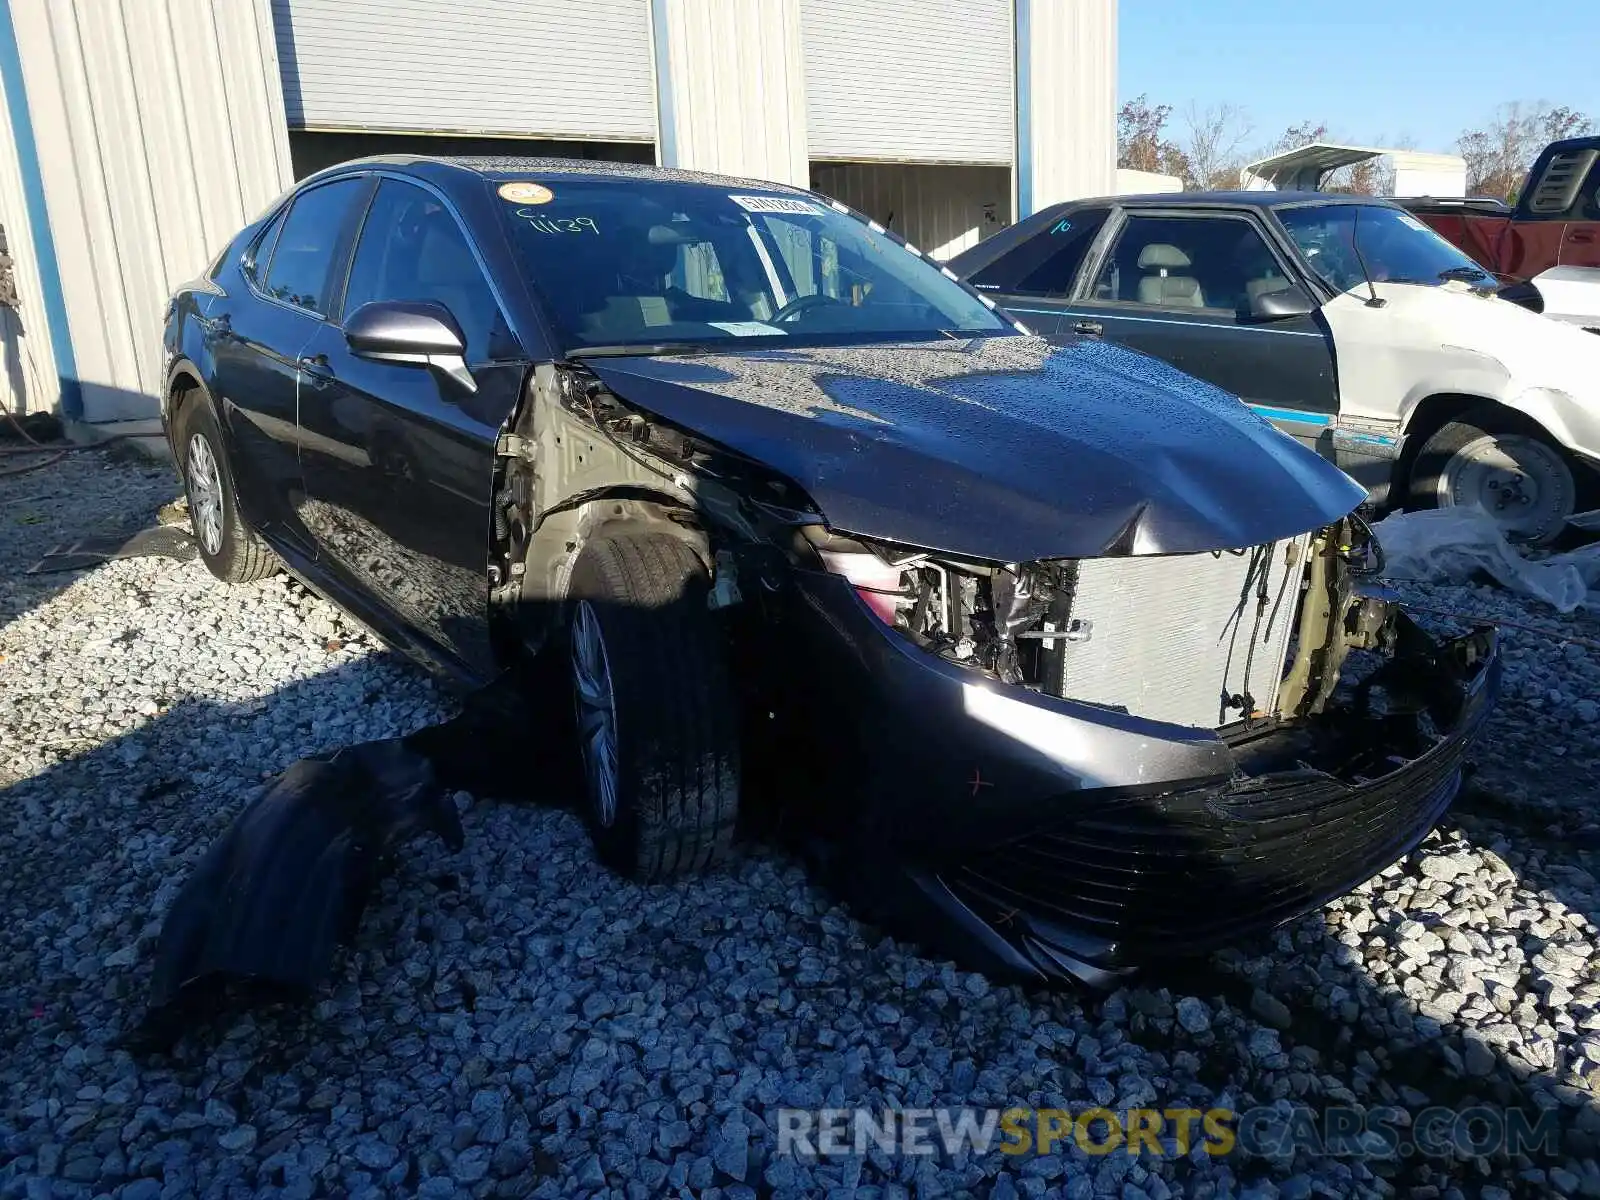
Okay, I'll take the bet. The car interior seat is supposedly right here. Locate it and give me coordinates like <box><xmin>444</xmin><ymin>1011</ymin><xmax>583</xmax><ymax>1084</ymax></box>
<box><xmin>571</xmin><ymin>227</ymin><xmax>678</xmax><ymax>337</ymax></box>
<box><xmin>1244</xmin><ymin>274</ymin><xmax>1291</xmax><ymax>303</ymax></box>
<box><xmin>411</xmin><ymin>220</ymin><xmax>498</xmax><ymax>354</ymax></box>
<box><xmin>1136</xmin><ymin>243</ymin><xmax>1206</xmax><ymax>308</ymax></box>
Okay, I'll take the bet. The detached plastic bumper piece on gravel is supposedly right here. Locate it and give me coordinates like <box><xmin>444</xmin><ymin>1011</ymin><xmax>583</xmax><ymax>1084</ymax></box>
<box><xmin>147</xmin><ymin>737</ymin><xmax>464</xmax><ymax>1013</ymax></box>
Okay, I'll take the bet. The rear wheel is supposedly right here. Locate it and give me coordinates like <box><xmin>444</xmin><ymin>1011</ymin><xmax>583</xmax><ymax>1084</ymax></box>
<box><xmin>1407</xmin><ymin>407</ymin><xmax>1579</xmax><ymax>544</ymax></box>
<box><xmin>175</xmin><ymin>396</ymin><xmax>278</xmax><ymax>583</ymax></box>
<box><xmin>566</xmin><ymin>532</ymin><xmax>740</xmax><ymax>880</ymax></box>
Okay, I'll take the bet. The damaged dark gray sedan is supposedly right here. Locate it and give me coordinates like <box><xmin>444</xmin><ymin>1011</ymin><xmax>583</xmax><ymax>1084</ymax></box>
<box><xmin>161</xmin><ymin>157</ymin><xmax>1499</xmax><ymax>987</ymax></box>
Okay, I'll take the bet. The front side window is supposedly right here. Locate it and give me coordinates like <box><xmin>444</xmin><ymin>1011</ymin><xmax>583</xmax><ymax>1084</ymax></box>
<box><xmin>495</xmin><ymin>180</ymin><xmax>1010</xmax><ymax>351</ymax></box>
<box><xmin>1091</xmin><ymin>214</ymin><xmax>1290</xmax><ymax>314</ymax></box>
<box><xmin>344</xmin><ymin>179</ymin><xmax>508</xmax><ymax>361</ymax></box>
<box><xmin>1277</xmin><ymin>204</ymin><xmax>1494</xmax><ymax>294</ymax></box>
<box><xmin>966</xmin><ymin>208</ymin><xmax>1109</xmax><ymax>296</ymax></box>
<box><xmin>260</xmin><ymin>179</ymin><xmax>367</xmax><ymax>315</ymax></box>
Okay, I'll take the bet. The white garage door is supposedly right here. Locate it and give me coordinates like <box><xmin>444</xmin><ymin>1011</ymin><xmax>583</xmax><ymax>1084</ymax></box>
<box><xmin>272</xmin><ymin>0</ymin><xmax>657</xmax><ymax>142</ymax></box>
<box><xmin>801</xmin><ymin>0</ymin><xmax>1014</xmax><ymax>165</ymax></box>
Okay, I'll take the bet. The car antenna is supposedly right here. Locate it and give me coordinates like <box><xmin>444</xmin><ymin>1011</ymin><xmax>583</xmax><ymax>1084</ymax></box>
<box><xmin>1349</xmin><ymin>205</ymin><xmax>1387</xmax><ymax>309</ymax></box>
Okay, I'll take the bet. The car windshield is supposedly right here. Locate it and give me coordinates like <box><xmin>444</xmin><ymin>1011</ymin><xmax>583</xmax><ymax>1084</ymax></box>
<box><xmin>1277</xmin><ymin>203</ymin><xmax>1494</xmax><ymax>294</ymax></box>
<box><xmin>493</xmin><ymin>178</ymin><xmax>1012</xmax><ymax>352</ymax></box>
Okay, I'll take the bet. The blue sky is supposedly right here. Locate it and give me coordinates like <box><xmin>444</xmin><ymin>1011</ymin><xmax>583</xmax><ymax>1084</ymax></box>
<box><xmin>1118</xmin><ymin>1</ymin><xmax>1600</xmax><ymax>158</ymax></box>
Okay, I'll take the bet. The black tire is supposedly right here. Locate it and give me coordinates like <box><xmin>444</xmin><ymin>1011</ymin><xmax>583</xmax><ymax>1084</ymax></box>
<box><xmin>566</xmin><ymin>532</ymin><xmax>740</xmax><ymax>880</ymax></box>
<box><xmin>1406</xmin><ymin>405</ymin><xmax>1581</xmax><ymax>544</ymax></box>
<box><xmin>174</xmin><ymin>394</ymin><xmax>278</xmax><ymax>584</ymax></box>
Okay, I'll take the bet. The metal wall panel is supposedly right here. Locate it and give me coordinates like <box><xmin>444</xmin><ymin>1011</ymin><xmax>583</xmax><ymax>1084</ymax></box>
<box><xmin>273</xmin><ymin>0</ymin><xmax>656</xmax><ymax>143</ymax></box>
<box><xmin>0</xmin><ymin>40</ymin><xmax>59</xmax><ymax>417</ymax></box>
<box><xmin>9</xmin><ymin>0</ymin><xmax>291</xmax><ymax>422</ymax></box>
<box><xmin>802</xmin><ymin>0</ymin><xmax>1013</xmax><ymax>165</ymax></box>
<box><xmin>1018</xmin><ymin>0</ymin><xmax>1116</xmax><ymax>216</ymax></box>
<box><xmin>811</xmin><ymin>163</ymin><xmax>1011</xmax><ymax>261</ymax></box>
<box><xmin>1116</xmin><ymin>168</ymin><xmax>1182</xmax><ymax>195</ymax></box>
<box><xmin>657</xmin><ymin>0</ymin><xmax>808</xmax><ymax>186</ymax></box>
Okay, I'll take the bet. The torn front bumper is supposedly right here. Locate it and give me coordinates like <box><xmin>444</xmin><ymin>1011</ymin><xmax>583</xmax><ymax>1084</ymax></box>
<box><xmin>924</xmin><ymin>626</ymin><xmax>1501</xmax><ymax>985</ymax></box>
<box><xmin>780</xmin><ymin>571</ymin><xmax>1499</xmax><ymax>986</ymax></box>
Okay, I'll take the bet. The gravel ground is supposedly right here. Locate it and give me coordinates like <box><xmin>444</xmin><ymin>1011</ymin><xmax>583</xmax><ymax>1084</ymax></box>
<box><xmin>3</xmin><ymin>453</ymin><xmax>1600</xmax><ymax>1199</ymax></box>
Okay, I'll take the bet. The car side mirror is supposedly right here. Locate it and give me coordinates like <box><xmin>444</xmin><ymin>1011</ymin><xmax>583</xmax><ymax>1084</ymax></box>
<box><xmin>344</xmin><ymin>300</ymin><xmax>477</xmax><ymax>393</ymax></box>
<box><xmin>1246</xmin><ymin>285</ymin><xmax>1317</xmax><ymax>322</ymax></box>
<box><xmin>1496</xmin><ymin>280</ymin><xmax>1545</xmax><ymax>314</ymax></box>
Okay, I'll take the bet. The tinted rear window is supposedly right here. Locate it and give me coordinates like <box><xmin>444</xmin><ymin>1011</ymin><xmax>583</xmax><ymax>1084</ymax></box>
<box><xmin>966</xmin><ymin>209</ymin><xmax>1109</xmax><ymax>296</ymax></box>
<box><xmin>261</xmin><ymin>178</ymin><xmax>367</xmax><ymax>316</ymax></box>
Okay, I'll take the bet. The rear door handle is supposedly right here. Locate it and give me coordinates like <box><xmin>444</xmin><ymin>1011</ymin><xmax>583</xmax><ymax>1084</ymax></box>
<box><xmin>1072</xmin><ymin>320</ymin><xmax>1103</xmax><ymax>337</ymax></box>
<box><xmin>1570</xmin><ymin>230</ymin><xmax>1596</xmax><ymax>244</ymax></box>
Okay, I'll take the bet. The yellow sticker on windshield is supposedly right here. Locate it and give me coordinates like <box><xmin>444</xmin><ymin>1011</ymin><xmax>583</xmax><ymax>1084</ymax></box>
<box><xmin>498</xmin><ymin>182</ymin><xmax>554</xmax><ymax>205</ymax></box>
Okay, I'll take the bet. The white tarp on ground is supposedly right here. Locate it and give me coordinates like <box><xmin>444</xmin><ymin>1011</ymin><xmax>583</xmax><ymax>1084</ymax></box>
<box><xmin>1374</xmin><ymin>509</ymin><xmax>1600</xmax><ymax>613</ymax></box>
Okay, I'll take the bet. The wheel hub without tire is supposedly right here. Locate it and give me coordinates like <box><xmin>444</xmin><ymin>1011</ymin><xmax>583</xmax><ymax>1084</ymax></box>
<box><xmin>1438</xmin><ymin>432</ymin><xmax>1574</xmax><ymax>542</ymax></box>
<box><xmin>185</xmin><ymin>432</ymin><xmax>225</xmax><ymax>556</ymax></box>
<box><xmin>571</xmin><ymin>600</ymin><xmax>620</xmax><ymax>827</ymax></box>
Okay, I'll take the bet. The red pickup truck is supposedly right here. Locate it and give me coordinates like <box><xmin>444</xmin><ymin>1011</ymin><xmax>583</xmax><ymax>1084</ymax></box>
<box><xmin>1402</xmin><ymin>137</ymin><xmax>1600</xmax><ymax>286</ymax></box>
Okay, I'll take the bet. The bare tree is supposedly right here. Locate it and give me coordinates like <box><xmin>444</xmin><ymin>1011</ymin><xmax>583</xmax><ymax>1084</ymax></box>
<box><xmin>1326</xmin><ymin>134</ymin><xmax>1415</xmax><ymax>195</ymax></box>
<box><xmin>1261</xmin><ymin>120</ymin><xmax>1330</xmax><ymax>159</ymax></box>
<box><xmin>1180</xmin><ymin>103</ymin><xmax>1255</xmax><ymax>190</ymax></box>
<box><xmin>1458</xmin><ymin>101</ymin><xmax>1596</xmax><ymax>200</ymax></box>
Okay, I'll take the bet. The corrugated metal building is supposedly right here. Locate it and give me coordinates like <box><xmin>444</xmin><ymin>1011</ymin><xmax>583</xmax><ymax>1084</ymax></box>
<box><xmin>0</xmin><ymin>0</ymin><xmax>1116</xmax><ymax>426</ymax></box>
<box><xmin>0</xmin><ymin>0</ymin><xmax>291</xmax><ymax>427</ymax></box>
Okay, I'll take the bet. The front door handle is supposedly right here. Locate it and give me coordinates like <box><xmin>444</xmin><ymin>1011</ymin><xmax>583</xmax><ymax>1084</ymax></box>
<box><xmin>297</xmin><ymin>353</ymin><xmax>334</xmax><ymax>386</ymax></box>
<box><xmin>1072</xmin><ymin>320</ymin><xmax>1103</xmax><ymax>337</ymax></box>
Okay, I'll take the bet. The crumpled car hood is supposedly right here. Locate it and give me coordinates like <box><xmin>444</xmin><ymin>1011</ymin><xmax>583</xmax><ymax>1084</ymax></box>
<box><xmin>587</xmin><ymin>335</ymin><xmax>1366</xmax><ymax>562</ymax></box>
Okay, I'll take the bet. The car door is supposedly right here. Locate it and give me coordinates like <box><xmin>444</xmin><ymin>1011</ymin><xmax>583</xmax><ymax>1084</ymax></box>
<box><xmin>959</xmin><ymin>207</ymin><xmax>1111</xmax><ymax>337</ymax></box>
<box><xmin>296</xmin><ymin>176</ymin><xmax>526</xmax><ymax>679</ymax></box>
<box><xmin>208</xmin><ymin>177</ymin><xmax>371</xmax><ymax>554</ymax></box>
<box><xmin>1061</xmin><ymin>209</ymin><xmax>1339</xmax><ymax>453</ymax></box>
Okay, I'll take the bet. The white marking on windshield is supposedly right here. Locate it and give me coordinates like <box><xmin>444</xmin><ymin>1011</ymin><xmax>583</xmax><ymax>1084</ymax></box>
<box><xmin>729</xmin><ymin>193</ymin><xmax>822</xmax><ymax>215</ymax></box>
<box><xmin>745</xmin><ymin>225</ymin><xmax>789</xmax><ymax>308</ymax></box>
<box><xmin>709</xmin><ymin>320</ymin><xmax>785</xmax><ymax>336</ymax></box>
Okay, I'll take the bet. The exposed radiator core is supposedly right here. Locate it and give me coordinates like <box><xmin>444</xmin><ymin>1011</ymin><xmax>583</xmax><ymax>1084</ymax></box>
<box><xmin>1050</xmin><ymin>536</ymin><xmax>1311</xmax><ymax>729</ymax></box>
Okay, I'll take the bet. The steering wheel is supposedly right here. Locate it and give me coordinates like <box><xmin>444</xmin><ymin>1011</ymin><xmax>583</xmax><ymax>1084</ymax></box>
<box><xmin>772</xmin><ymin>292</ymin><xmax>843</xmax><ymax>323</ymax></box>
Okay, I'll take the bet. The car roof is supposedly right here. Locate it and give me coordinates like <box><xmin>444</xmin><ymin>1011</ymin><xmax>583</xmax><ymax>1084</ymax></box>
<box><xmin>1060</xmin><ymin>190</ymin><xmax>1401</xmax><ymax>212</ymax></box>
<box><xmin>1546</xmin><ymin>135</ymin><xmax>1600</xmax><ymax>155</ymax></box>
<box><xmin>301</xmin><ymin>153</ymin><xmax>814</xmax><ymax>197</ymax></box>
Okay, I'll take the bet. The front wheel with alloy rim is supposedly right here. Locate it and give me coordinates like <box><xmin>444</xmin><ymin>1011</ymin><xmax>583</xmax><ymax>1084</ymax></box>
<box><xmin>175</xmin><ymin>395</ymin><xmax>278</xmax><ymax>583</ymax></box>
<box><xmin>566</xmin><ymin>532</ymin><xmax>740</xmax><ymax>882</ymax></box>
<box><xmin>1407</xmin><ymin>407</ymin><xmax>1581</xmax><ymax>545</ymax></box>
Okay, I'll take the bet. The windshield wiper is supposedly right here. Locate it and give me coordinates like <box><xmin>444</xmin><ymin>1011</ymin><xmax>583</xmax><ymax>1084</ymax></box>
<box><xmin>566</xmin><ymin>342</ymin><xmax>716</xmax><ymax>360</ymax></box>
<box><xmin>1437</xmin><ymin>265</ymin><xmax>1492</xmax><ymax>284</ymax></box>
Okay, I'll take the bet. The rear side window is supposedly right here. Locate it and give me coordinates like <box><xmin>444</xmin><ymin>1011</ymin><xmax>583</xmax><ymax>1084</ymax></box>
<box><xmin>260</xmin><ymin>179</ymin><xmax>367</xmax><ymax>315</ymax></box>
<box><xmin>1582</xmin><ymin>155</ymin><xmax>1600</xmax><ymax>221</ymax></box>
<box><xmin>241</xmin><ymin>210</ymin><xmax>286</xmax><ymax>286</ymax></box>
<box><xmin>967</xmin><ymin>209</ymin><xmax>1109</xmax><ymax>296</ymax></box>
<box><xmin>1524</xmin><ymin>147</ymin><xmax>1600</xmax><ymax>218</ymax></box>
